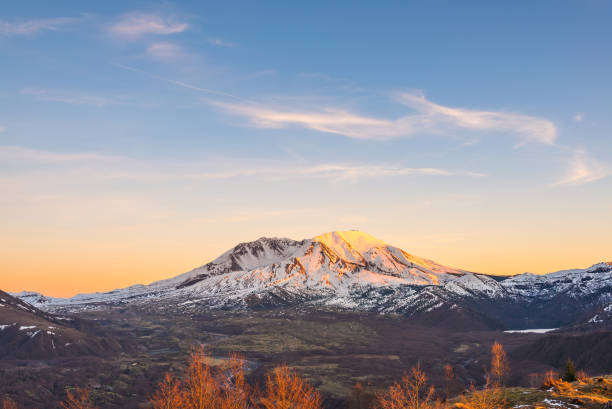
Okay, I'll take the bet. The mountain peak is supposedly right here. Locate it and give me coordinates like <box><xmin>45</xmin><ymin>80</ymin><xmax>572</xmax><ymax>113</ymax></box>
<box><xmin>313</xmin><ymin>230</ymin><xmax>387</xmax><ymax>254</ymax></box>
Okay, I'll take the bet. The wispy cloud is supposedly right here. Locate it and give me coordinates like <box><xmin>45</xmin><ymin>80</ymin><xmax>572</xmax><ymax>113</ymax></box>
<box><xmin>298</xmin><ymin>163</ymin><xmax>454</xmax><ymax>182</ymax></box>
<box><xmin>0</xmin><ymin>17</ymin><xmax>80</xmax><ymax>36</ymax></box>
<box><xmin>0</xmin><ymin>145</ymin><xmax>124</xmax><ymax>163</ymax></box>
<box><xmin>573</xmin><ymin>113</ymin><xmax>584</xmax><ymax>122</ymax></box>
<box><xmin>109</xmin><ymin>12</ymin><xmax>188</xmax><ymax>38</ymax></box>
<box><xmin>553</xmin><ymin>153</ymin><xmax>610</xmax><ymax>186</ymax></box>
<box><xmin>0</xmin><ymin>146</ymin><xmax>461</xmax><ymax>184</ymax></box>
<box><xmin>20</xmin><ymin>87</ymin><xmax>129</xmax><ymax>107</ymax></box>
<box><xmin>395</xmin><ymin>92</ymin><xmax>557</xmax><ymax>146</ymax></box>
<box><xmin>206</xmin><ymin>37</ymin><xmax>237</xmax><ymax>48</ymax></box>
<box><xmin>0</xmin><ymin>125</ymin><xmax>6</xmax><ymax>133</ymax></box>
<box><xmin>210</xmin><ymin>92</ymin><xmax>557</xmax><ymax>146</ymax></box>
<box><xmin>115</xmin><ymin>64</ymin><xmax>244</xmax><ymax>100</ymax></box>
<box><xmin>146</xmin><ymin>42</ymin><xmax>186</xmax><ymax>61</ymax></box>
<box><xmin>116</xmin><ymin>65</ymin><xmax>555</xmax><ymax>147</ymax></box>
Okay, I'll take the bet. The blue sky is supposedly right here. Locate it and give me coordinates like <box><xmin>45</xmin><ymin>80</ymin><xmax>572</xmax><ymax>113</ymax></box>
<box><xmin>1</xmin><ymin>1</ymin><xmax>611</xmax><ymax>295</ymax></box>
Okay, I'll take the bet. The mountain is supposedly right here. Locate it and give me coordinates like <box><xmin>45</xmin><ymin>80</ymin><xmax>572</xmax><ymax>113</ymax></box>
<box><xmin>0</xmin><ymin>290</ymin><xmax>124</xmax><ymax>359</ymax></box>
<box><xmin>13</xmin><ymin>231</ymin><xmax>612</xmax><ymax>330</ymax></box>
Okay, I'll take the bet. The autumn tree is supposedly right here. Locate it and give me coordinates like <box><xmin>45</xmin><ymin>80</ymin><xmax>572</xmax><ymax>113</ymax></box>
<box><xmin>258</xmin><ymin>365</ymin><xmax>322</xmax><ymax>409</ymax></box>
<box><xmin>375</xmin><ymin>364</ymin><xmax>438</xmax><ymax>409</ymax></box>
<box><xmin>2</xmin><ymin>398</ymin><xmax>18</xmax><ymax>409</ymax></box>
<box><xmin>181</xmin><ymin>348</ymin><xmax>222</xmax><ymax>409</ymax></box>
<box><xmin>444</xmin><ymin>364</ymin><xmax>455</xmax><ymax>400</ymax></box>
<box><xmin>150</xmin><ymin>348</ymin><xmax>252</xmax><ymax>409</ymax></box>
<box><xmin>150</xmin><ymin>373</ymin><xmax>184</xmax><ymax>409</ymax></box>
<box><xmin>60</xmin><ymin>388</ymin><xmax>97</xmax><ymax>409</ymax></box>
<box><xmin>490</xmin><ymin>341</ymin><xmax>509</xmax><ymax>387</ymax></box>
<box><xmin>219</xmin><ymin>354</ymin><xmax>251</xmax><ymax>409</ymax></box>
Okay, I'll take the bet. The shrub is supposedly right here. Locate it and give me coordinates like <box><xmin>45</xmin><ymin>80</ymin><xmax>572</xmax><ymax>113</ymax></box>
<box><xmin>150</xmin><ymin>350</ymin><xmax>320</xmax><ymax>409</ymax></box>
<box><xmin>60</xmin><ymin>388</ymin><xmax>96</xmax><ymax>409</ymax></box>
<box><xmin>454</xmin><ymin>379</ymin><xmax>506</xmax><ymax>409</ymax></box>
<box><xmin>375</xmin><ymin>364</ymin><xmax>438</xmax><ymax>409</ymax></box>
<box><xmin>2</xmin><ymin>398</ymin><xmax>18</xmax><ymax>409</ymax></box>
<box><xmin>258</xmin><ymin>365</ymin><xmax>322</xmax><ymax>409</ymax></box>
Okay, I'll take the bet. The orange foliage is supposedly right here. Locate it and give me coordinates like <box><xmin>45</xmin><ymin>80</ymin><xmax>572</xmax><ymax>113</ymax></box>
<box><xmin>545</xmin><ymin>375</ymin><xmax>575</xmax><ymax>395</ymax></box>
<box><xmin>444</xmin><ymin>364</ymin><xmax>455</xmax><ymax>400</ymax></box>
<box><xmin>454</xmin><ymin>382</ymin><xmax>505</xmax><ymax>409</ymax></box>
<box><xmin>490</xmin><ymin>341</ymin><xmax>509</xmax><ymax>387</ymax></box>
<box><xmin>576</xmin><ymin>370</ymin><xmax>589</xmax><ymax>382</ymax></box>
<box><xmin>181</xmin><ymin>348</ymin><xmax>222</xmax><ymax>409</ymax></box>
<box><xmin>375</xmin><ymin>364</ymin><xmax>438</xmax><ymax>409</ymax></box>
<box><xmin>150</xmin><ymin>373</ymin><xmax>184</xmax><ymax>409</ymax></box>
<box><xmin>60</xmin><ymin>388</ymin><xmax>96</xmax><ymax>409</ymax></box>
<box><xmin>543</xmin><ymin>370</ymin><xmax>559</xmax><ymax>388</ymax></box>
<box><xmin>258</xmin><ymin>365</ymin><xmax>322</xmax><ymax>409</ymax></box>
<box><xmin>2</xmin><ymin>398</ymin><xmax>18</xmax><ymax>409</ymax></box>
<box><xmin>151</xmin><ymin>349</ymin><xmax>320</xmax><ymax>409</ymax></box>
<box><xmin>219</xmin><ymin>354</ymin><xmax>250</xmax><ymax>409</ymax></box>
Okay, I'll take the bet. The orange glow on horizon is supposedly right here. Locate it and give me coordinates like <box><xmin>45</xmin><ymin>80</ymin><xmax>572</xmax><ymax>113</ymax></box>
<box><xmin>1</xmin><ymin>229</ymin><xmax>609</xmax><ymax>298</ymax></box>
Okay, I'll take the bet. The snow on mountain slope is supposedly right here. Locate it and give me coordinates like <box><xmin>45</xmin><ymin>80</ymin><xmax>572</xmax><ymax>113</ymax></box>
<box><xmin>0</xmin><ymin>290</ymin><xmax>124</xmax><ymax>359</ymax></box>
<box><xmin>11</xmin><ymin>232</ymin><xmax>612</xmax><ymax>327</ymax></box>
<box><xmin>501</xmin><ymin>262</ymin><xmax>612</xmax><ymax>299</ymax></box>
<box><xmin>172</xmin><ymin>231</ymin><xmax>471</xmax><ymax>302</ymax></box>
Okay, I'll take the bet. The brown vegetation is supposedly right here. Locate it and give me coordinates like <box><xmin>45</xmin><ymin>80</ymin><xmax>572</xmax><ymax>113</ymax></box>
<box><xmin>454</xmin><ymin>380</ymin><xmax>505</xmax><ymax>409</ymax></box>
<box><xmin>4</xmin><ymin>336</ymin><xmax>612</xmax><ymax>409</ymax></box>
<box><xmin>150</xmin><ymin>348</ymin><xmax>320</xmax><ymax>409</ymax></box>
<box><xmin>1</xmin><ymin>398</ymin><xmax>18</xmax><ymax>409</ymax></box>
<box><xmin>60</xmin><ymin>389</ymin><xmax>96</xmax><ymax>409</ymax></box>
<box><xmin>375</xmin><ymin>364</ymin><xmax>438</xmax><ymax>409</ymax></box>
<box><xmin>259</xmin><ymin>365</ymin><xmax>322</xmax><ymax>409</ymax></box>
<box><xmin>150</xmin><ymin>348</ymin><xmax>253</xmax><ymax>409</ymax></box>
<box><xmin>443</xmin><ymin>364</ymin><xmax>455</xmax><ymax>401</ymax></box>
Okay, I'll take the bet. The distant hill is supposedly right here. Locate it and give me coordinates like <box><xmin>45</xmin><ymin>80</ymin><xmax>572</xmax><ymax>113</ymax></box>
<box><xmin>0</xmin><ymin>289</ymin><xmax>125</xmax><ymax>359</ymax></box>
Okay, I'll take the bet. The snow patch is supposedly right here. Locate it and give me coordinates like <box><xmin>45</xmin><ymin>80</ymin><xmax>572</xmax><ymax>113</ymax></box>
<box><xmin>504</xmin><ymin>328</ymin><xmax>558</xmax><ymax>334</ymax></box>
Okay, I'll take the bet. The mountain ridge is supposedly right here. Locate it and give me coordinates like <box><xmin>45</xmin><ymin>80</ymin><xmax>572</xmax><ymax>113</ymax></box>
<box><xmin>12</xmin><ymin>230</ymin><xmax>612</xmax><ymax>331</ymax></box>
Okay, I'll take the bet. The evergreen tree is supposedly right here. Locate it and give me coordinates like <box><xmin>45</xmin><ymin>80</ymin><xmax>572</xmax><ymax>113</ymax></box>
<box><xmin>562</xmin><ymin>358</ymin><xmax>577</xmax><ymax>382</ymax></box>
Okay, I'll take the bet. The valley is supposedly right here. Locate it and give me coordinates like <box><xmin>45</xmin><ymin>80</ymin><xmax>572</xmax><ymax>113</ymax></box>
<box><xmin>2</xmin><ymin>306</ymin><xmax>611</xmax><ymax>408</ymax></box>
<box><xmin>2</xmin><ymin>231</ymin><xmax>611</xmax><ymax>408</ymax></box>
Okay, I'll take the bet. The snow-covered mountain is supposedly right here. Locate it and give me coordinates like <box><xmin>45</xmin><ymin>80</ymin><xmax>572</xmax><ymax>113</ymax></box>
<box><xmin>13</xmin><ymin>231</ymin><xmax>612</xmax><ymax>330</ymax></box>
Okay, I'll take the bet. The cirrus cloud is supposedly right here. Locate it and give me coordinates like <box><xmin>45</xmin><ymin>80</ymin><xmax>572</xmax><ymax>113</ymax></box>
<box><xmin>210</xmin><ymin>92</ymin><xmax>557</xmax><ymax>146</ymax></box>
<box><xmin>553</xmin><ymin>152</ymin><xmax>611</xmax><ymax>186</ymax></box>
<box><xmin>0</xmin><ymin>17</ymin><xmax>80</xmax><ymax>36</ymax></box>
<box><xmin>109</xmin><ymin>12</ymin><xmax>188</xmax><ymax>38</ymax></box>
<box><xmin>0</xmin><ymin>145</ymin><xmax>466</xmax><ymax>185</ymax></box>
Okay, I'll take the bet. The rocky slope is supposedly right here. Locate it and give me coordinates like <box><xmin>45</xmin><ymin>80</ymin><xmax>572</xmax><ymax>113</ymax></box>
<box><xmin>0</xmin><ymin>290</ymin><xmax>124</xmax><ymax>359</ymax></box>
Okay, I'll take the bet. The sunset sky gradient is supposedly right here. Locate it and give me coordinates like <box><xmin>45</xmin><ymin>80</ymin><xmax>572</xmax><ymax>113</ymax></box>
<box><xmin>1</xmin><ymin>1</ymin><xmax>611</xmax><ymax>297</ymax></box>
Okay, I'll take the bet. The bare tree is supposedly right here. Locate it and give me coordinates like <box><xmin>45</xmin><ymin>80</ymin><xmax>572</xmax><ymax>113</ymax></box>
<box><xmin>375</xmin><ymin>364</ymin><xmax>438</xmax><ymax>409</ymax></box>
<box><xmin>181</xmin><ymin>347</ymin><xmax>222</xmax><ymax>409</ymax></box>
<box><xmin>150</xmin><ymin>373</ymin><xmax>184</xmax><ymax>409</ymax></box>
<box><xmin>258</xmin><ymin>365</ymin><xmax>322</xmax><ymax>409</ymax></box>
<box><xmin>219</xmin><ymin>354</ymin><xmax>251</xmax><ymax>409</ymax></box>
